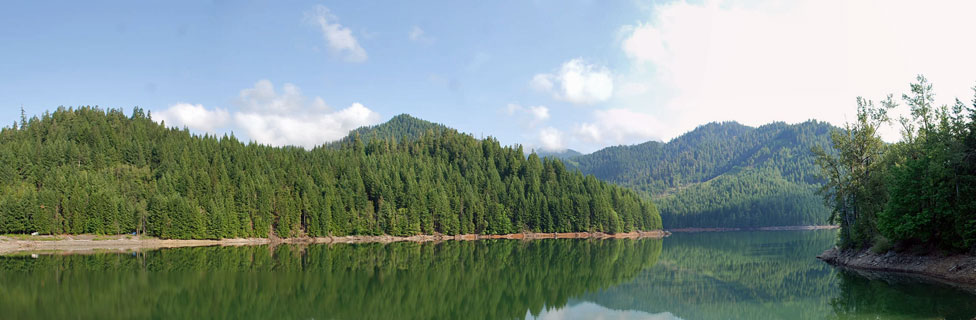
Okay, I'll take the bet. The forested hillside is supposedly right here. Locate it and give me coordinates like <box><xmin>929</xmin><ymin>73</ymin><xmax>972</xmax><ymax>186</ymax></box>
<box><xmin>569</xmin><ymin>121</ymin><xmax>836</xmax><ymax>228</ymax></box>
<box><xmin>0</xmin><ymin>107</ymin><xmax>661</xmax><ymax>239</ymax></box>
<box><xmin>327</xmin><ymin>113</ymin><xmax>448</xmax><ymax>148</ymax></box>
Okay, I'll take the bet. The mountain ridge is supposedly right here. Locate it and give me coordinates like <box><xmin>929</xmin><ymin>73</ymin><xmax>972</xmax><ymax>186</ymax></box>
<box><xmin>0</xmin><ymin>107</ymin><xmax>662</xmax><ymax>239</ymax></box>
<box><xmin>316</xmin><ymin>114</ymin><xmax>836</xmax><ymax>229</ymax></box>
<box><xmin>566</xmin><ymin>120</ymin><xmax>837</xmax><ymax>228</ymax></box>
<box><xmin>327</xmin><ymin>113</ymin><xmax>450</xmax><ymax>148</ymax></box>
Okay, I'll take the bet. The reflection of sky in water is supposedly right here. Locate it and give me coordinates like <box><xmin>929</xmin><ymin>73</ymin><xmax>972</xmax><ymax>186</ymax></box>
<box><xmin>527</xmin><ymin>302</ymin><xmax>682</xmax><ymax>320</ymax></box>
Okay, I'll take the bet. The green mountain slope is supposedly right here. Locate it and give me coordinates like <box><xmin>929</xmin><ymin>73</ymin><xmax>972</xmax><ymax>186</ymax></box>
<box><xmin>327</xmin><ymin>113</ymin><xmax>449</xmax><ymax>148</ymax></box>
<box><xmin>569</xmin><ymin>121</ymin><xmax>836</xmax><ymax>228</ymax></box>
<box><xmin>0</xmin><ymin>107</ymin><xmax>661</xmax><ymax>239</ymax></box>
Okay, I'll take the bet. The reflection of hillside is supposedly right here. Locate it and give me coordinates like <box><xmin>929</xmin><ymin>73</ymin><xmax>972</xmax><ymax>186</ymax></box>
<box><xmin>0</xmin><ymin>238</ymin><xmax>662</xmax><ymax>320</ymax></box>
<box><xmin>586</xmin><ymin>230</ymin><xmax>976</xmax><ymax>320</ymax></box>
<box><xmin>586</xmin><ymin>231</ymin><xmax>840</xmax><ymax>319</ymax></box>
<box><xmin>829</xmin><ymin>271</ymin><xmax>976</xmax><ymax>320</ymax></box>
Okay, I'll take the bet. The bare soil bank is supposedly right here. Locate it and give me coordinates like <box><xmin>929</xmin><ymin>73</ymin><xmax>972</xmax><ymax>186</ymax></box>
<box><xmin>0</xmin><ymin>230</ymin><xmax>670</xmax><ymax>255</ymax></box>
<box><xmin>668</xmin><ymin>225</ymin><xmax>839</xmax><ymax>233</ymax></box>
<box><xmin>818</xmin><ymin>247</ymin><xmax>976</xmax><ymax>287</ymax></box>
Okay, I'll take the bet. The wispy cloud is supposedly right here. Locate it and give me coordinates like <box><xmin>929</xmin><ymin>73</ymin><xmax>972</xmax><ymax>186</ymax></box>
<box><xmin>307</xmin><ymin>5</ymin><xmax>367</xmax><ymax>62</ymax></box>
<box><xmin>408</xmin><ymin>25</ymin><xmax>434</xmax><ymax>43</ymax></box>
<box><xmin>574</xmin><ymin>108</ymin><xmax>662</xmax><ymax>145</ymax></box>
<box><xmin>505</xmin><ymin>103</ymin><xmax>550</xmax><ymax>128</ymax></box>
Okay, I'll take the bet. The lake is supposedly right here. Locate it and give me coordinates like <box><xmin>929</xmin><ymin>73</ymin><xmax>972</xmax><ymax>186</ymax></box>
<box><xmin>1</xmin><ymin>230</ymin><xmax>974</xmax><ymax>319</ymax></box>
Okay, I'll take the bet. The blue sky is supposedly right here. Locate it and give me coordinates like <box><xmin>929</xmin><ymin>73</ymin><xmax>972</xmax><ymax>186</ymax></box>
<box><xmin>3</xmin><ymin>0</ymin><xmax>976</xmax><ymax>152</ymax></box>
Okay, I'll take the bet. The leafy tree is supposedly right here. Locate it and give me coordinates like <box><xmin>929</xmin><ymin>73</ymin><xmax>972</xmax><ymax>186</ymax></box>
<box><xmin>878</xmin><ymin>76</ymin><xmax>974</xmax><ymax>249</ymax></box>
<box><xmin>819</xmin><ymin>76</ymin><xmax>976</xmax><ymax>251</ymax></box>
<box><xmin>814</xmin><ymin>96</ymin><xmax>892</xmax><ymax>248</ymax></box>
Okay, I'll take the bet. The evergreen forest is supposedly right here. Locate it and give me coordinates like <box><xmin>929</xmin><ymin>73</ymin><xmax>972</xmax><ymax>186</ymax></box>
<box><xmin>0</xmin><ymin>107</ymin><xmax>661</xmax><ymax>239</ymax></box>
<box><xmin>568</xmin><ymin>121</ymin><xmax>837</xmax><ymax>228</ymax></box>
<box><xmin>816</xmin><ymin>76</ymin><xmax>976</xmax><ymax>251</ymax></box>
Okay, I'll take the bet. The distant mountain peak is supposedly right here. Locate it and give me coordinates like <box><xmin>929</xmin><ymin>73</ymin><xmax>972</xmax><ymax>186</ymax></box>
<box><xmin>329</xmin><ymin>114</ymin><xmax>450</xmax><ymax>147</ymax></box>
<box><xmin>569</xmin><ymin>120</ymin><xmax>840</xmax><ymax>229</ymax></box>
<box><xmin>386</xmin><ymin>113</ymin><xmax>424</xmax><ymax>122</ymax></box>
<box><xmin>533</xmin><ymin>148</ymin><xmax>583</xmax><ymax>160</ymax></box>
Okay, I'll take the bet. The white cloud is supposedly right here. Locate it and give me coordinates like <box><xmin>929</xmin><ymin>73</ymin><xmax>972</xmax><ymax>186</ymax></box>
<box><xmin>532</xmin><ymin>58</ymin><xmax>614</xmax><ymax>105</ymax></box>
<box><xmin>153</xmin><ymin>80</ymin><xmax>380</xmax><ymax>149</ymax></box>
<box><xmin>617</xmin><ymin>81</ymin><xmax>651</xmax><ymax>97</ymax></box>
<box><xmin>235</xmin><ymin>102</ymin><xmax>379</xmax><ymax>149</ymax></box>
<box><xmin>408</xmin><ymin>26</ymin><xmax>434</xmax><ymax>43</ymax></box>
<box><xmin>575</xmin><ymin>122</ymin><xmax>602</xmax><ymax>143</ymax></box>
<box><xmin>620</xmin><ymin>0</ymin><xmax>976</xmax><ymax>141</ymax></box>
<box><xmin>307</xmin><ymin>5</ymin><xmax>367</xmax><ymax>63</ymax></box>
<box><xmin>530</xmin><ymin>74</ymin><xmax>554</xmax><ymax>91</ymax></box>
<box><xmin>538</xmin><ymin>127</ymin><xmax>566</xmax><ymax>151</ymax></box>
<box><xmin>527</xmin><ymin>105</ymin><xmax>550</xmax><ymax>122</ymax></box>
<box><xmin>154</xmin><ymin>103</ymin><xmax>230</xmax><ymax>134</ymax></box>
<box><xmin>238</xmin><ymin>79</ymin><xmax>329</xmax><ymax>113</ymax></box>
<box><xmin>575</xmin><ymin>108</ymin><xmax>663</xmax><ymax>145</ymax></box>
<box><xmin>233</xmin><ymin>80</ymin><xmax>380</xmax><ymax>148</ymax></box>
<box><xmin>505</xmin><ymin>103</ymin><xmax>550</xmax><ymax>127</ymax></box>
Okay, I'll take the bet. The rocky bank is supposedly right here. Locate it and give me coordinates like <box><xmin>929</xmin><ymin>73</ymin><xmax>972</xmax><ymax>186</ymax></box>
<box><xmin>818</xmin><ymin>247</ymin><xmax>976</xmax><ymax>287</ymax></box>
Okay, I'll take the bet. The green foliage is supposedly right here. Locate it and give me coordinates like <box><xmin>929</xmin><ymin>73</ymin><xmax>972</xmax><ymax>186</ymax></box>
<box><xmin>869</xmin><ymin>236</ymin><xmax>892</xmax><ymax>254</ymax></box>
<box><xmin>658</xmin><ymin>168</ymin><xmax>827</xmax><ymax>228</ymax></box>
<box><xmin>569</xmin><ymin>120</ymin><xmax>836</xmax><ymax>228</ymax></box>
<box><xmin>0</xmin><ymin>107</ymin><xmax>661</xmax><ymax>239</ymax></box>
<box><xmin>820</xmin><ymin>76</ymin><xmax>976</xmax><ymax>251</ymax></box>
<box><xmin>877</xmin><ymin>76</ymin><xmax>976</xmax><ymax>250</ymax></box>
<box><xmin>814</xmin><ymin>96</ymin><xmax>892</xmax><ymax>248</ymax></box>
<box><xmin>326</xmin><ymin>113</ymin><xmax>449</xmax><ymax>148</ymax></box>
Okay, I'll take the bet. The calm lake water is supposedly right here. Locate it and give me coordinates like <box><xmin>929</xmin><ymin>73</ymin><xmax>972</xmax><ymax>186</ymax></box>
<box><xmin>1</xmin><ymin>230</ymin><xmax>974</xmax><ymax>319</ymax></box>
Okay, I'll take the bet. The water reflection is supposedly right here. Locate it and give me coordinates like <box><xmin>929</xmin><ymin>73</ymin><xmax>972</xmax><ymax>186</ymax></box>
<box><xmin>528</xmin><ymin>301</ymin><xmax>680</xmax><ymax>320</ymax></box>
<box><xmin>0</xmin><ymin>239</ymin><xmax>662</xmax><ymax>320</ymax></box>
<box><xmin>582</xmin><ymin>230</ymin><xmax>976</xmax><ymax>320</ymax></box>
<box><xmin>2</xmin><ymin>231</ymin><xmax>975</xmax><ymax>320</ymax></box>
<box><xmin>830</xmin><ymin>270</ymin><xmax>976</xmax><ymax>319</ymax></box>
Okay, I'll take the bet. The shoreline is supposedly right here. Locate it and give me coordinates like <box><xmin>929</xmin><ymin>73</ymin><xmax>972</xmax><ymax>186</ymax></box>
<box><xmin>817</xmin><ymin>247</ymin><xmax>976</xmax><ymax>289</ymax></box>
<box><xmin>0</xmin><ymin>230</ymin><xmax>670</xmax><ymax>255</ymax></box>
<box><xmin>668</xmin><ymin>225</ymin><xmax>838</xmax><ymax>233</ymax></box>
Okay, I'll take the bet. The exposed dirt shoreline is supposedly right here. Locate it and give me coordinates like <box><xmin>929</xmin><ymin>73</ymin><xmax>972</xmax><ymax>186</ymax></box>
<box><xmin>817</xmin><ymin>247</ymin><xmax>976</xmax><ymax>289</ymax></box>
<box><xmin>0</xmin><ymin>230</ymin><xmax>670</xmax><ymax>255</ymax></box>
<box><xmin>668</xmin><ymin>225</ymin><xmax>839</xmax><ymax>233</ymax></box>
